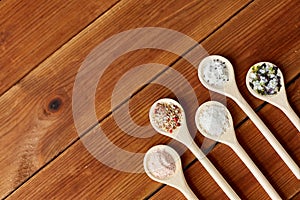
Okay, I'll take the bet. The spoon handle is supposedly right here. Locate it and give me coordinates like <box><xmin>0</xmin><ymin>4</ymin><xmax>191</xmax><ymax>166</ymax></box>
<box><xmin>176</xmin><ymin>179</ymin><xmax>199</xmax><ymax>200</ymax></box>
<box><xmin>281</xmin><ymin>102</ymin><xmax>300</xmax><ymax>132</ymax></box>
<box><xmin>188</xmin><ymin>141</ymin><xmax>241</xmax><ymax>200</ymax></box>
<box><xmin>232</xmin><ymin>92</ymin><xmax>300</xmax><ymax>179</ymax></box>
<box><xmin>230</xmin><ymin>142</ymin><xmax>282</xmax><ymax>199</ymax></box>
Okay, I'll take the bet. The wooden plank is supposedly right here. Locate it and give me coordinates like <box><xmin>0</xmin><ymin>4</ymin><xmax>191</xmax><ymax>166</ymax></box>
<box><xmin>0</xmin><ymin>0</ymin><xmax>251</xmax><ymax>198</ymax></box>
<box><xmin>0</xmin><ymin>0</ymin><xmax>119</xmax><ymax>96</ymax></box>
<box><xmin>8</xmin><ymin>77</ymin><xmax>299</xmax><ymax>199</ymax></box>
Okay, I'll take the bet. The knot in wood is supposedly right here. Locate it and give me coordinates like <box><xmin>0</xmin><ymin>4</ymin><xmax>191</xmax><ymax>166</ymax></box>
<box><xmin>48</xmin><ymin>98</ymin><xmax>62</xmax><ymax>112</ymax></box>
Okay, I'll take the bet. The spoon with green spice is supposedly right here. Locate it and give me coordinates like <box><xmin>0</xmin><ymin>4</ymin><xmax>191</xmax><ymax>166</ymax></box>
<box><xmin>149</xmin><ymin>98</ymin><xmax>240</xmax><ymax>200</ymax></box>
<box><xmin>144</xmin><ymin>145</ymin><xmax>198</xmax><ymax>200</ymax></box>
<box><xmin>198</xmin><ymin>55</ymin><xmax>300</xmax><ymax>179</ymax></box>
<box><xmin>195</xmin><ymin>101</ymin><xmax>282</xmax><ymax>199</ymax></box>
<box><xmin>246</xmin><ymin>62</ymin><xmax>300</xmax><ymax>131</ymax></box>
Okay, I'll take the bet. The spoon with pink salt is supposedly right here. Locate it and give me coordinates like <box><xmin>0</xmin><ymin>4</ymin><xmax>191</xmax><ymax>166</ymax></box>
<box><xmin>144</xmin><ymin>145</ymin><xmax>198</xmax><ymax>200</ymax></box>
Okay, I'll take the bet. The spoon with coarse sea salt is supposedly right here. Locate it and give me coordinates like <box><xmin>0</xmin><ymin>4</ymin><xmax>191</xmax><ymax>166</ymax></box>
<box><xmin>149</xmin><ymin>98</ymin><xmax>240</xmax><ymax>200</ymax></box>
<box><xmin>198</xmin><ymin>55</ymin><xmax>300</xmax><ymax>179</ymax></box>
<box><xmin>246</xmin><ymin>62</ymin><xmax>300</xmax><ymax>131</ymax></box>
<box><xmin>195</xmin><ymin>101</ymin><xmax>282</xmax><ymax>199</ymax></box>
<box><xmin>144</xmin><ymin>145</ymin><xmax>198</xmax><ymax>200</ymax></box>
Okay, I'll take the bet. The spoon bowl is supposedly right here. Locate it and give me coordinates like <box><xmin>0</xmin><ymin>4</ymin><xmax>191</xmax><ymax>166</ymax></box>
<box><xmin>149</xmin><ymin>98</ymin><xmax>240</xmax><ymax>200</ymax></box>
<box><xmin>198</xmin><ymin>55</ymin><xmax>300</xmax><ymax>179</ymax></box>
<box><xmin>195</xmin><ymin>101</ymin><xmax>236</xmax><ymax>145</ymax></box>
<box><xmin>144</xmin><ymin>145</ymin><xmax>198</xmax><ymax>200</ymax></box>
<box><xmin>198</xmin><ymin>55</ymin><xmax>238</xmax><ymax>97</ymax></box>
<box><xmin>246</xmin><ymin>62</ymin><xmax>300</xmax><ymax>131</ymax></box>
<box><xmin>195</xmin><ymin>101</ymin><xmax>282</xmax><ymax>199</ymax></box>
<box><xmin>149</xmin><ymin>98</ymin><xmax>193</xmax><ymax>146</ymax></box>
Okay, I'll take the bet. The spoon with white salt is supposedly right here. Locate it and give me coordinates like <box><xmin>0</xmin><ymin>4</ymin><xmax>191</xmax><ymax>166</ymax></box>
<box><xmin>195</xmin><ymin>101</ymin><xmax>282</xmax><ymax>199</ymax></box>
<box><xmin>144</xmin><ymin>145</ymin><xmax>198</xmax><ymax>200</ymax></box>
<box><xmin>149</xmin><ymin>98</ymin><xmax>240</xmax><ymax>200</ymax></box>
<box><xmin>198</xmin><ymin>55</ymin><xmax>300</xmax><ymax>179</ymax></box>
<box><xmin>246</xmin><ymin>62</ymin><xmax>300</xmax><ymax>131</ymax></box>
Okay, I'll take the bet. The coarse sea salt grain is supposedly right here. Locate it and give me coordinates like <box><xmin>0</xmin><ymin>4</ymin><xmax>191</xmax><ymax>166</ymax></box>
<box><xmin>197</xmin><ymin>104</ymin><xmax>230</xmax><ymax>136</ymax></box>
<box><xmin>146</xmin><ymin>149</ymin><xmax>176</xmax><ymax>179</ymax></box>
<box><xmin>152</xmin><ymin>102</ymin><xmax>183</xmax><ymax>133</ymax></box>
<box><xmin>203</xmin><ymin>59</ymin><xmax>229</xmax><ymax>87</ymax></box>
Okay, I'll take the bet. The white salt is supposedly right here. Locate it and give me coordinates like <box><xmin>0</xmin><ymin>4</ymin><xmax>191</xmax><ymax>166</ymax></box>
<box><xmin>197</xmin><ymin>104</ymin><xmax>230</xmax><ymax>136</ymax></box>
<box><xmin>203</xmin><ymin>59</ymin><xmax>229</xmax><ymax>87</ymax></box>
<box><xmin>146</xmin><ymin>149</ymin><xmax>176</xmax><ymax>179</ymax></box>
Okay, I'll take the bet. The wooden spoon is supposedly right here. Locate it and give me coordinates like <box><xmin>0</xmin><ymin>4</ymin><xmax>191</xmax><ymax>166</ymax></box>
<box><xmin>198</xmin><ymin>55</ymin><xmax>300</xmax><ymax>179</ymax></box>
<box><xmin>149</xmin><ymin>98</ymin><xmax>240</xmax><ymax>200</ymax></box>
<box><xmin>246</xmin><ymin>62</ymin><xmax>300</xmax><ymax>131</ymax></box>
<box><xmin>144</xmin><ymin>145</ymin><xmax>198</xmax><ymax>200</ymax></box>
<box><xmin>195</xmin><ymin>101</ymin><xmax>282</xmax><ymax>199</ymax></box>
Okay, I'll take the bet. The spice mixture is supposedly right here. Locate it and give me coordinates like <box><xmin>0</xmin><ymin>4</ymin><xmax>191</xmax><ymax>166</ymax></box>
<box><xmin>203</xmin><ymin>58</ymin><xmax>229</xmax><ymax>87</ymax></box>
<box><xmin>249</xmin><ymin>63</ymin><xmax>282</xmax><ymax>95</ymax></box>
<box><xmin>197</xmin><ymin>103</ymin><xmax>229</xmax><ymax>136</ymax></box>
<box><xmin>146</xmin><ymin>148</ymin><xmax>176</xmax><ymax>179</ymax></box>
<box><xmin>152</xmin><ymin>102</ymin><xmax>183</xmax><ymax>133</ymax></box>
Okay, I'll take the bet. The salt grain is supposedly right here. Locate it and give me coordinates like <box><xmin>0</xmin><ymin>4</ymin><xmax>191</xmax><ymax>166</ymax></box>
<box><xmin>146</xmin><ymin>149</ymin><xmax>176</xmax><ymax>179</ymax></box>
<box><xmin>197</xmin><ymin>104</ymin><xmax>229</xmax><ymax>136</ymax></box>
<box><xmin>152</xmin><ymin>102</ymin><xmax>183</xmax><ymax>133</ymax></box>
<box><xmin>203</xmin><ymin>59</ymin><xmax>229</xmax><ymax>87</ymax></box>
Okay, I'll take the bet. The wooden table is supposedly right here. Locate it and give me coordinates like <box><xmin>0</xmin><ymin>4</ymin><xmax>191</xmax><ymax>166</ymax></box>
<box><xmin>0</xmin><ymin>0</ymin><xmax>299</xmax><ymax>199</ymax></box>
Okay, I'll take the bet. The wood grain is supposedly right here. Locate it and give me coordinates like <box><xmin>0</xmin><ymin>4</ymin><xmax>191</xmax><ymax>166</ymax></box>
<box><xmin>0</xmin><ymin>0</ymin><xmax>119</xmax><ymax>96</ymax></box>
<box><xmin>0</xmin><ymin>0</ymin><xmax>251</xmax><ymax>198</ymax></box>
<box><xmin>8</xmin><ymin>77</ymin><xmax>299</xmax><ymax>199</ymax></box>
<box><xmin>291</xmin><ymin>192</ymin><xmax>300</xmax><ymax>200</ymax></box>
<box><xmin>1</xmin><ymin>0</ymin><xmax>299</xmax><ymax>199</ymax></box>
